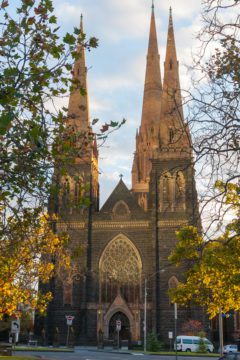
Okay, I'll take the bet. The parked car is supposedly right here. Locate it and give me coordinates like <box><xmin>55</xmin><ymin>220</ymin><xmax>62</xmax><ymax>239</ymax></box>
<box><xmin>224</xmin><ymin>345</ymin><xmax>239</xmax><ymax>353</ymax></box>
<box><xmin>219</xmin><ymin>353</ymin><xmax>240</xmax><ymax>360</ymax></box>
<box><xmin>174</xmin><ymin>335</ymin><xmax>214</xmax><ymax>352</ymax></box>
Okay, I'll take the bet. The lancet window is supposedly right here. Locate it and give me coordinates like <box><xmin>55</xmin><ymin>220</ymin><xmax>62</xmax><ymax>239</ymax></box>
<box><xmin>99</xmin><ymin>235</ymin><xmax>142</xmax><ymax>305</ymax></box>
<box><xmin>62</xmin><ymin>177</ymin><xmax>70</xmax><ymax>207</ymax></box>
<box><xmin>169</xmin><ymin>127</ymin><xmax>174</xmax><ymax>143</ymax></box>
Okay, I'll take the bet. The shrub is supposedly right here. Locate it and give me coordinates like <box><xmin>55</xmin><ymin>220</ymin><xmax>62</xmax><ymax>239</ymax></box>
<box><xmin>147</xmin><ymin>332</ymin><xmax>163</xmax><ymax>352</ymax></box>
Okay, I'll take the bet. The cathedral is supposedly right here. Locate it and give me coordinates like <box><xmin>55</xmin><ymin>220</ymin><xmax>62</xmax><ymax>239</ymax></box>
<box><xmin>38</xmin><ymin>6</ymin><xmax>206</xmax><ymax>346</ymax></box>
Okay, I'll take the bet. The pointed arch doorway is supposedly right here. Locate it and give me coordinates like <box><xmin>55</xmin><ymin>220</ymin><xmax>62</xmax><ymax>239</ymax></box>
<box><xmin>109</xmin><ymin>311</ymin><xmax>130</xmax><ymax>340</ymax></box>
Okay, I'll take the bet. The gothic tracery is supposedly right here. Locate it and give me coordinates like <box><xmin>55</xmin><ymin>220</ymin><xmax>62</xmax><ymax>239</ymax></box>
<box><xmin>99</xmin><ymin>235</ymin><xmax>142</xmax><ymax>303</ymax></box>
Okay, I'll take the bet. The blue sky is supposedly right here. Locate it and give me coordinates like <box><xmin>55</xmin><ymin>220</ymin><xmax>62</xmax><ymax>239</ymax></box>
<box><xmin>40</xmin><ymin>0</ymin><xmax>204</xmax><ymax>205</ymax></box>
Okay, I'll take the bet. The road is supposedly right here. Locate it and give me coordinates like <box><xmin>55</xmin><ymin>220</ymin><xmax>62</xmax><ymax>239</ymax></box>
<box><xmin>14</xmin><ymin>348</ymin><xmax>217</xmax><ymax>360</ymax></box>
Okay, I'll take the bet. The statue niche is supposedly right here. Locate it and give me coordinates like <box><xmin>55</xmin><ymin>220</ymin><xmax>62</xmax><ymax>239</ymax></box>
<box><xmin>175</xmin><ymin>171</ymin><xmax>186</xmax><ymax>211</ymax></box>
<box><xmin>159</xmin><ymin>172</ymin><xmax>173</xmax><ymax>211</ymax></box>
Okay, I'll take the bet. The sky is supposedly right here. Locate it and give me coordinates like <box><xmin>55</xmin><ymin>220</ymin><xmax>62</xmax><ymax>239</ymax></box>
<box><xmin>53</xmin><ymin>0</ymin><xmax>203</xmax><ymax>206</ymax></box>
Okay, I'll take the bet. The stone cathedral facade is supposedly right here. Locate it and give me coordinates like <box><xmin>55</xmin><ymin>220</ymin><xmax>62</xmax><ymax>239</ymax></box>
<box><xmin>37</xmin><ymin>7</ymin><xmax>205</xmax><ymax>345</ymax></box>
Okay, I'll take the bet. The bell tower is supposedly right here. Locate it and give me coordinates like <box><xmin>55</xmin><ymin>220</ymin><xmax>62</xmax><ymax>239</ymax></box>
<box><xmin>59</xmin><ymin>15</ymin><xmax>99</xmax><ymax>215</ymax></box>
<box><xmin>147</xmin><ymin>8</ymin><xmax>200</xmax><ymax>336</ymax></box>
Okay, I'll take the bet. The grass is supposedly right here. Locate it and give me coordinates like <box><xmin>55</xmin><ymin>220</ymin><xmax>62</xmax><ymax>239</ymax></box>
<box><xmin>14</xmin><ymin>346</ymin><xmax>74</xmax><ymax>352</ymax></box>
<box><xmin>0</xmin><ymin>357</ymin><xmax>36</xmax><ymax>360</ymax></box>
<box><xmin>133</xmin><ymin>350</ymin><xmax>219</xmax><ymax>356</ymax></box>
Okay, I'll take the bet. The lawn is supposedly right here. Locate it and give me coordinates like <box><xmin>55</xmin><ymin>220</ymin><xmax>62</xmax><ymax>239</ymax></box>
<box><xmin>0</xmin><ymin>357</ymin><xmax>36</xmax><ymax>360</ymax></box>
<box><xmin>134</xmin><ymin>350</ymin><xmax>219</xmax><ymax>356</ymax></box>
<box><xmin>15</xmin><ymin>346</ymin><xmax>73</xmax><ymax>352</ymax></box>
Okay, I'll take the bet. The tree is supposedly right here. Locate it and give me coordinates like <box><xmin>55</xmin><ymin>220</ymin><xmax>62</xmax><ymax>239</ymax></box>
<box><xmin>197</xmin><ymin>332</ymin><xmax>208</xmax><ymax>353</ymax></box>
<box><xmin>181</xmin><ymin>319</ymin><xmax>204</xmax><ymax>336</ymax></box>
<box><xmin>0</xmin><ymin>0</ymin><xmax>125</xmax><ymax>318</ymax></box>
<box><xmin>0</xmin><ymin>0</ymin><xmax>100</xmax><ymax>216</ymax></box>
<box><xmin>168</xmin><ymin>182</ymin><xmax>240</xmax><ymax>319</ymax></box>
<box><xmin>168</xmin><ymin>0</ymin><xmax>239</xmax><ymax>323</ymax></box>
<box><xmin>0</xmin><ymin>210</ymin><xmax>71</xmax><ymax>318</ymax></box>
<box><xmin>181</xmin><ymin>0</ymin><xmax>240</xmax><ymax>235</ymax></box>
<box><xmin>0</xmin><ymin>0</ymin><xmax>90</xmax><ymax>319</ymax></box>
<box><xmin>147</xmin><ymin>332</ymin><xmax>162</xmax><ymax>352</ymax></box>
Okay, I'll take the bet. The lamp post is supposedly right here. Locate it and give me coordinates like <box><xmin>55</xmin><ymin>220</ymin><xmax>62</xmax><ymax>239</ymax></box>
<box><xmin>219</xmin><ymin>309</ymin><xmax>224</xmax><ymax>356</ymax></box>
<box><xmin>174</xmin><ymin>303</ymin><xmax>178</xmax><ymax>360</ymax></box>
<box><xmin>144</xmin><ymin>278</ymin><xmax>147</xmax><ymax>353</ymax></box>
<box><xmin>143</xmin><ymin>268</ymin><xmax>166</xmax><ymax>353</ymax></box>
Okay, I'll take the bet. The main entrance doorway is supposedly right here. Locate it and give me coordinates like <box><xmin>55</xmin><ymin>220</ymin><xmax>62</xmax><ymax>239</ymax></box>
<box><xmin>109</xmin><ymin>312</ymin><xmax>130</xmax><ymax>340</ymax></box>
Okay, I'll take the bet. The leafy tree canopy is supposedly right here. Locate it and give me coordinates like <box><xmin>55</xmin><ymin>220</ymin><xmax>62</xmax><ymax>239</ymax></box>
<box><xmin>169</xmin><ymin>182</ymin><xmax>240</xmax><ymax>318</ymax></box>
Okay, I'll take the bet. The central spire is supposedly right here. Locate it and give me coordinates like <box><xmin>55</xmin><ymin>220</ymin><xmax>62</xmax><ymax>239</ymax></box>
<box><xmin>131</xmin><ymin>6</ymin><xmax>162</xmax><ymax>210</ymax></box>
<box><xmin>140</xmin><ymin>4</ymin><xmax>162</xmax><ymax>129</ymax></box>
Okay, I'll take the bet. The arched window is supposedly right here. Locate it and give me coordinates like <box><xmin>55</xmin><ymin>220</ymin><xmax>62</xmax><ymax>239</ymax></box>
<box><xmin>112</xmin><ymin>201</ymin><xmax>130</xmax><ymax>220</ymax></box>
<box><xmin>169</xmin><ymin>59</ymin><xmax>173</xmax><ymax>70</ymax></box>
<box><xmin>168</xmin><ymin>276</ymin><xmax>179</xmax><ymax>289</ymax></box>
<box><xmin>62</xmin><ymin>177</ymin><xmax>70</xmax><ymax>207</ymax></box>
<box><xmin>169</xmin><ymin>127</ymin><xmax>174</xmax><ymax>143</ymax></box>
<box><xmin>99</xmin><ymin>235</ymin><xmax>142</xmax><ymax>304</ymax></box>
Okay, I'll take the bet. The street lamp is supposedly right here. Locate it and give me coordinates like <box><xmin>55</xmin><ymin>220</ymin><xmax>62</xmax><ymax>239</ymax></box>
<box><xmin>143</xmin><ymin>268</ymin><xmax>166</xmax><ymax>353</ymax></box>
<box><xmin>219</xmin><ymin>309</ymin><xmax>224</xmax><ymax>356</ymax></box>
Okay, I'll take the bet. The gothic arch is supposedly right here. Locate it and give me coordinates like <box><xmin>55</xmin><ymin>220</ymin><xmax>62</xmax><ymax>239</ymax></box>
<box><xmin>104</xmin><ymin>305</ymin><xmax>134</xmax><ymax>339</ymax></box>
<box><xmin>112</xmin><ymin>201</ymin><xmax>130</xmax><ymax>220</ymax></box>
<box><xmin>168</xmin><ymin>275</ymin><xmax>179</xmax><ymax>289</ymax></box>
<box><xmin>99</xmin><ymin>234</ymin><xmax>142</xmax><ymax>304</ymax></box>
<box><xmin>99</xmin><ymin>234</ymin><xmax>142</xmax><ymax>283</ymax></box>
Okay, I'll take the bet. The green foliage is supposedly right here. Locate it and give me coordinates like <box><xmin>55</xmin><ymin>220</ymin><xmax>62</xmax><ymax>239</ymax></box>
<box><xmin>197</xmin><ymin>332</ymin><xmax>208</xmax><ymax>353</ymax></box>
<box><xmin>0</xmin><ymin>0</ymin><xmax>126</xmax><ymax>319</ymax></box>
<box><xmin>169</xmin><ymin>183</ymin><xmax>240</xmax><ymax>318</ymax></box>
<box><xmin>147</xmin><ymin>332</ymin><xmax>162</xmax><ymax>352</ymax></box>
<box><xmin>0</xmin><ymin>0</ymin><xmax>99</xmax><ymax>214</ymax></box>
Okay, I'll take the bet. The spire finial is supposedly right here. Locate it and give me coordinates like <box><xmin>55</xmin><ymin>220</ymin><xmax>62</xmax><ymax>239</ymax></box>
<box><xmin>119</xmin><ymin>174</ymin><xmax>123</xmax><ymax>180</ymax></box>
<box><xmin>169</xmin><ymin>6</ymin><xmax>173</xmax><ymax>27</ymax></box>
<box><xmin>151</xmin><ymin>0</ymin><xmax>154</xmax><ymax>11</ymax></box>
<box><xmin>80</xmin><ymin>13</ymin><xmax>83</xmax><ymax>31</ymax></box>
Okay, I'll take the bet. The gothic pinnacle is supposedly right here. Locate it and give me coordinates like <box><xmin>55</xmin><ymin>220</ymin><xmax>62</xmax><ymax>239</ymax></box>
<box><xmin>67</xmin><ymin>14</ymin><xmax>90</xmax><ymax>130</ymax></box>
<box><xmin>169</xmin><ymin>7</ymin><xmax>173</xmax><ymax>27</ymax></box>
<box><xmin>152</xmin><ymin>0</ymin><xmax>154</xmax><ymax>11</ymax></box>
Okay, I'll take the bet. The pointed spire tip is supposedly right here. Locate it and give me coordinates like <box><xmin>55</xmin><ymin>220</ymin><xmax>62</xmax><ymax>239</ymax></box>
<box><xmin>169</xmin><ymin>6</ymin><xmax>173</xmax><ymax>27</ymax></box>
<box><xmin>80</xmin><ymin>13</ymin><xmax>83</xmax><ymax>30</ymax></box>
<box><xmin>151</xmin><ymin>0</ymin><xmax>154</xmax><ymax>12</ymax></box>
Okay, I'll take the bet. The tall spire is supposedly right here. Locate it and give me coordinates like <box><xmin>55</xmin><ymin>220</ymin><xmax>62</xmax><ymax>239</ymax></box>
<box><xmin>161</xmin><ymin>7</ymin><xmax>183</xmax><ymax>118</ymax></box>
<box><xmin>131</xmin><ymin>7</ymin><xmax>162</xmax><ymax>210</ymax></box>
<box><xmin>140</xmin><ymin>4</ymin><xmax>162</xmax><ymax>129</ymax></box>
<box><xmin>67</xmin><ymin>14</ymin><xmax>90</xmax><ymax>131</ymax></box>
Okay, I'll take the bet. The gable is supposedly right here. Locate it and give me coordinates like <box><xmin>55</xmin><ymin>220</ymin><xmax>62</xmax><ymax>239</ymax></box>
<box><xmin>98</xmin><ymin>179</ymin><xmax>148</xmax><ymax>220</ymax></box>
